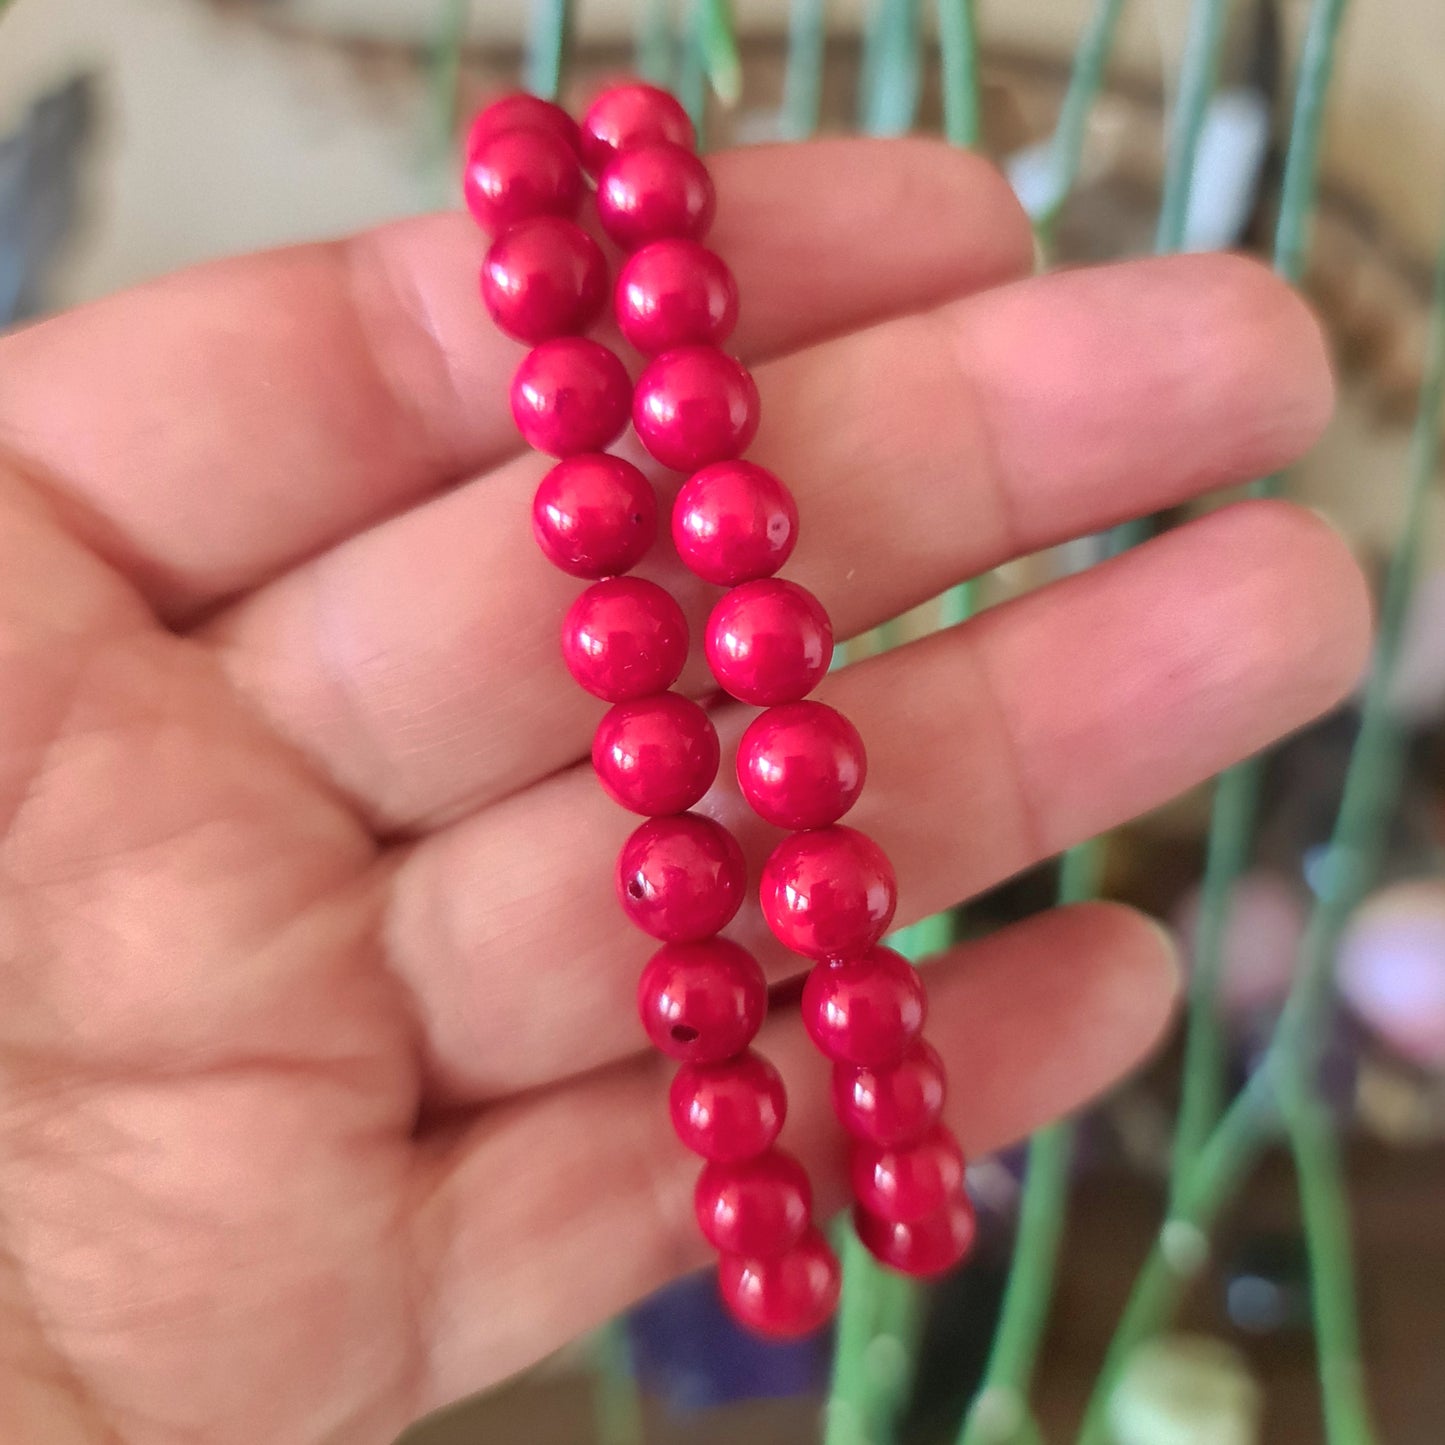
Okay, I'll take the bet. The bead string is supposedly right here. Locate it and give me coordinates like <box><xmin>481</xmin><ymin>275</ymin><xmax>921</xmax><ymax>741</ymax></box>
<box><xmin>463</xmin><ymin>81</ymin><xmax>974</xmax><ymax>1340</ymax></box>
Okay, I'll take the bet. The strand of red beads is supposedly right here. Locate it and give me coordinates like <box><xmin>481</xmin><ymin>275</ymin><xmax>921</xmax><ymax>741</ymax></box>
<box><xmin>464</xmin><ymin>82</ymin><xmax>839</xmax><ymax>1340</ymax></box>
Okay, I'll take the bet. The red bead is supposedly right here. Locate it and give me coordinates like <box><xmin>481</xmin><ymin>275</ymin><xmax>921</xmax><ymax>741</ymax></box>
<box><xmin>511</xmin><ymin>338</ymin><xmax>631</xmax><ymax>458</ymax></box>
<box><xmin>833</xmin><ymin>1040</ymin><xmax>947</xmax><ymax>1148</ymax></box>
<box><xmin>581</xmin><ymin>82</ymin><xmax>695</xmax><ymax>175</ymax></box>
<box><xmin>737</xmin><ymin>701</ymin><xmax>866</xmax><ymax>829</ymax></box>
<box><xmin>633</xmin><ymin>347</ymin><xmax>760</xmax><ymax>472</ymax></box>
<box><xmin>851</xmin><ymin>1125</ymin><xmax>966</xmax><ymax>1225</ymax></box>
<box><xmin>533</xmin><ymin>455</ymin><xmax>658</xmax><ymax>580</ymax></box>
<box><xmin>638</xmin><ymin>938</ymin><xmax>766</xmax><ymax>1062</ymax></box>
<box><xmin>672</xmin><ymin>460</ymin><xmax>798</xmax><ymax>587</ymax></box>
<box><xmin>670</xmin><ymin>1050</ymin><xmax>787</xmax><ymax>1161</ymax></box>
<box><xmin>705</xmin><ymin>579</ymin><xmax>833</xmax><ymax>706</ymax></box>
<box><xmin>616</xmin><ymin>813</ymin><xmax>747</xmax><ymax>941</ymax></box>
<box><xmin>466</xmin><ymin>93</ymin><xmax>581</xmax><ymax>159</ymax></box>
<box><xmin>853</xmin><ymin>1195</ymin><xmax>977</xmax><ymax>1278</ymax></box>
<box><xmin>762</xmin><ymin>828</ymin><xmax>898</xmax><ymax>961</ymax></box>
<box><xmin>717</xmin><ymin>1228</ymin><xmax>841</xmax><ymax>1338</ymax></box>
<box><xmin>695</xmin><ymin>1152</ymin><xmax>812</xmax><ymax>1256</ymax></box>
<box><xmin>597</xmin><ymin>142</ymin><xmax>716</xmax><ymax>250</ymax></box>
<box><xmin>593</xmin><ymin>693</ymin><xmax>719</xmax><ymax>815</ymax></box>
<box><xmin>801</xmin><ymin>947</ymin><xmax>925</xmax><ymax>1067</ymax></box>
<box><xmin>561</xmin><ymin>577</ymin><xmax>688</xmax><ymax>702</ymax></box>
<box><xmin>616</xmin><ymin>241</ymin><xmax>739</xmax><ymax>356</ymax></box>
<box><xmin>464</xmin><ymin>128</ymin><xmax>582</xmax><ymax>235</ymax></box>
<box><xmin>481</xmin><ymin>217</ymin><xmax>607</xmax><ymax>344</ymax></box>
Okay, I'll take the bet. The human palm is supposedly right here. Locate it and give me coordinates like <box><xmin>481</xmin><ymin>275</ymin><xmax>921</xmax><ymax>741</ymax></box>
<box><xmin>0</xmin><ymin>140</ymin><xmax>1367</xmax><ymax>1445</ymax></box>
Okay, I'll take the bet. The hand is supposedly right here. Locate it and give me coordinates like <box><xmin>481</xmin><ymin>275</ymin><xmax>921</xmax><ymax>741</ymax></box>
<box><xmin>0</xmin><ymin>139</ymin><xmax>1367</xmax><ymax>1445</ymax></box>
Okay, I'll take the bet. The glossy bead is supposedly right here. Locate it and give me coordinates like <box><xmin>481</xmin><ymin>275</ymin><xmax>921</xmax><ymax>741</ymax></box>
<box><xmin>853</xmin><ymin>1194</ymin><xmax>977</xmax><ymax>1278</ymax></box>
<box><xmin>533</xmin><ymin>455</ymin><xmax>657</xmax><ymax>579</ymax></box>
<box><xmin>801</xmin><ymin>946</ymin><xmax>925</xmax><ymax>1067</ymax></box>
<box><xmin>511</xmin><ymin>337</ymin><xmax>631</xmax><ymax>458</ymax></box>
<box><xmin>466</xmin><ymin>93</ymin><xmax>581</xmax><ymax>159</ymax></box>
<box><xmin>593</xmin><ymin>693</ymin><xmax>719</xmax><ymax>815</ymax></box>
<box><xmin>833</xmin><ymin>1039</ymin><xmax>947</xmax><ymax>1148</ymax></box>
<box><xmin>672</xmin><ymin>460</ymin><xmax>798</xmax><ymax>586</ymax></box>
<box><xmin>633</xmin><ymin>347</ymin><xmax>760</xmax><ymax>472</ymax></box>
<box><xmin>717</xmin><ymin>1228</ymin><xmax>841</xmax><ymax>1339</ymax></box>
<box><xmin>481</xmin><ymin>217</ymin><xmax>607</xmax><ymax>344</ymax></box>
<box><xmin>762</xmin><ymin>828</ymin><xmax>898</xmax><ymax>962</ymax></box>
<box><xmin>561</xmin><ymin>577</ymin><xmax>687</xmax><ymax>702</ymax></box>
<box><xmin>596</xmin><ymin>142</ymin><xmax>716</xmax><ymax>250</ymax></box>
<box><xmin>617</xmin><ymin>813</ymin><xmax>747</xmax><ymax>941</ymax></box>
<box><xmin>695</xmin><ymin>1152</ymin><xmax>812</xmax><ymax>1257</ymax></box>
<box><xmin>705</xmin><ymin>579</ymin><xmax>833</xmax><ymax>706</ymax></box>
<box><xmin>638</xmin><ymin>938</ymin><xmax>766</xmax><ymax>1062</ymax></box>
<box><xmin>581</xmin><ymin>82</ymin><xmax>695</xmax><ymax>175</ymax></box>
<box><xmin>464</xmin><ymin>128</ymin><xmax>582</xmax><ymax>235</ymax></box>
<box><xmin>616</xmin><ymin>241</ymin><xmax>739</xmax><ymax>355</ymax></box>
<box><xmin>851</xmin><ymin>1125</ymin><xmax>966</xmax><ymax>1225</ymax></box>
<box><xmin>737</xmin><ymin>701</ymin><xmax>866</xmax><ymax>829</ymax></box>
<box><xmin>670</xmin><ymin>1050</ymin><xmax>786</xmax><ymax>1162</ymax></box>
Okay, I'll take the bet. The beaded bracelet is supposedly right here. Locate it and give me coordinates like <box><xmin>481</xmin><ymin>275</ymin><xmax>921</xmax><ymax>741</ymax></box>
<box><xmin>463</xmin><ymin>82</ymin><xmax>975</xmax><ymax>1339</ymax></box>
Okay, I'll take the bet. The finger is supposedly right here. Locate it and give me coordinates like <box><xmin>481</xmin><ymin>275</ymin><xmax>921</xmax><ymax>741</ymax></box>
<box><xmin>384</xmin><ymin>500</ymin><xmax>1368</xmax><ymax>1102</ymax></box>
<box><xmin>404</xmin><ymin>903</ymin><xmax>1179</xmax><ymax>1410</ymax></box>
<box><xmin>0</xmin><ymin>140</ymin><xmax>1029</xmax><ymax>617</ymax></box>
<box><xmin>207</xmin><ymin>253</ymin><xmax>1333</xmax><ymax>834</ymax></box>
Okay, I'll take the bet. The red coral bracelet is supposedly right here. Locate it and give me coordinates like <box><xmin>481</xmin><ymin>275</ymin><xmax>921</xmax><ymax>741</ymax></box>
<box><xmin>463</xmin><ymin>80</ymin><xmax>975</xmax><ymax>1339</ymax></box>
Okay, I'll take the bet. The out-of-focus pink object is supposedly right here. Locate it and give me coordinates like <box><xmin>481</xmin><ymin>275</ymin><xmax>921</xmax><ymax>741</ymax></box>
<box><xmin>1339</xmin><ymin>881</ymin><xmax>1445</xmax><ymax>1072</ymax></box>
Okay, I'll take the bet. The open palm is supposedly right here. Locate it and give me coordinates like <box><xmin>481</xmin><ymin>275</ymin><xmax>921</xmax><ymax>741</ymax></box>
<box><xmin>0</xmin><ymin>139</ymin><xmax>1367</xmax><ymax>1445</ymax></box>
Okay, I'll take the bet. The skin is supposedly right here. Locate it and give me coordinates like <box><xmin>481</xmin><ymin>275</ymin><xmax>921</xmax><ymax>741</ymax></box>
<box><xmin>0</xmin><ymin>139</ymin><xmax>1370</xmax><ymax>1444</ymax></box>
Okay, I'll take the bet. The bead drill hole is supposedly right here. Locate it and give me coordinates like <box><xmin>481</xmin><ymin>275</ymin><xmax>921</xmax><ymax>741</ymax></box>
<box><xmin>627</xmin><ymin>878</ymin><xmax>646</xmax><ymax>900</ymax></box>
<box><xmin>671</xmin><ymin>1025</ymin><xmax>700</xmax><ymax>1043</ymax></box>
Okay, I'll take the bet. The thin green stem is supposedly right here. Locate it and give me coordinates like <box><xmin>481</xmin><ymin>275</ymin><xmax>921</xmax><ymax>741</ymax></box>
<box><xmin>427</xmin><ymin>0</ymin><xmax>470</xmax><ymax>204</ymax></box>
<box><xmin>592</xmin><ymin>1320</ymin><xmax>646</xmax><ymax>1445</ymax></box>
<box><xmin>937</xmin><ymin>0</ymin><xmax>982</xmax><ymax>148</ymax></box>
<box><xmin>1154</xmin><ymin>0</ymin><xmax>1231</xmax><ymax>254</ymax></box>
<box><xmin>525</xmin><ymin>0</ymin><xmax>574</xmax><ymax>101</ymax></box>
<box><xmin>695</xmin><ymin>0</ymin><xmax>743</xmax><ymax>105</ymax></box>
<box><xmin>635</xmin><ymin>0</ymin><xmax>677</xmax><ymax>87</ymax></box>
<box><xmin>1033</xmin><ymin>0</ymin><xmax>1128</xmax><ymax>248</ymax></box>
<box><xmin>1076</xmin><ymin>1080</ymin><xmax>1277</xmax><ymax>1445</ymax></box>
<box><xmin>782</xmin><ymin>0</ymin><xmax>830</xmax><ymax>138</ymax></box>
<box><xmin>1280</xmin><ymin>1090</ymin><xmax>1376</xmax><ymax>1445</ymax></box>
<box><xmin>678</xmin><ymin>3</ymin><xmax>709</xmax><ymax>137</ymax></box>
<box><xmin>859</xmin><ymin>0</ymin><xmax>923</xmax><ymax>136</ymax></box>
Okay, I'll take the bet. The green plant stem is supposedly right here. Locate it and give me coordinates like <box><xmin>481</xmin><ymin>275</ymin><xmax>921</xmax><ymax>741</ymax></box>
<box><xmin>937</xmin><ymin>0</ymin><xmax>982</xmax><ymax>147</ymax></box>
<box><xmin>678</xmin><ymin>3</ymin><xmax>709</xmax><ymax>136</ymax></box>
<box><xmin>1077</xmin><ymin>1080</ymin><xmax>1276</xmax><ymax>1445</ymax></box>
<box><xmin>525</xmin><ymin>0</ymin><xmax>574</xmax><ymax>100</ymax></box>
<box><xmin>427</xmin><ymin>0</ymin><xmax>470</xmax><ymax>203</ymax></box>
<box><xmin>782</xmin><ymin>0</ymin><xmax>830</xmax><ymax>137</ymax></box>
<box><xmin>859</xmin><ymin>0</ymin><xmax>923</xmax><ymax>135</ymax></box>
<box><xmin>635</xmin><ymin>0</ymin><xmax>677</xmax><ymax>86</ymax></box>
<box><xmin>592</xmin><ymin>1320</ymin><xmax>646</xmax><ymax>1445</ymax></box>
<box><xmin>696</xmin><ymin>0</ymin><xmax>743</xmax><ymax>104</ymax></box>
<box><xmin>1033</xmin><ymin>0</ymin><xmax>1127</xmax><ymax>249</ymax></box>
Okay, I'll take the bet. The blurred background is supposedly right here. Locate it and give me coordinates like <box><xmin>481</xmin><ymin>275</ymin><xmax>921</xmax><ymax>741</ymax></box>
<box><xmin>2</xmin><ymin>2</ymin><xmax>1443</xmax><ymax>1442</ymax></box>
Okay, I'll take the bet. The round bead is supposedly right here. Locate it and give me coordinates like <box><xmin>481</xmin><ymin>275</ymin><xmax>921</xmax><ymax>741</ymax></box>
<box><xmin>705</xmin><ymin>579</ymin><xmax>833</xmax><ymax>706</ymax></box>
<box><xmin>481</xmin><ymin>217</ymin><xmax>607</xmax><ymax>344</ymax></box>
<box><xmin>717</xmin><ymin>1228</ymin><xmax>841</xmax><ymax>1339</ymax></box>
<box><xmin>695</xmin><ymin>1152</ymin><xmax>812</xmax><ymax>1257</ymax></box>
<box><xmin>851</xmin><ymin>1126</ymin><xmax>966</xmax><ymax>1225</ymax></box>
<box><xmin>511</xmin><ymin>337</ymin><xmax>631</xmax><ymax>458</ymax></box>
<box><xmin>853</xmin><ymin>1195</ymin><xmax>977</xmax><ymax>1278</ymax></box>
<box><xmin>737</xmin><ymin>701</ymin><xmax>866</xmax><ymax>830</ymax></box>
<box><xmin>833</xmin><ymin>1039</ymin><xmax>948</xmax><ymax>1149</ymax></box>
<box><xmin>801</xmin><ymin>947</ymin><xmax>925</xmax><ymax>1067</ymax></box>
<box><xmin>617</xmin><ymin>813</ymin><xmax>747</xmax><ymax>942</ymax></box>
<box><xmin>533</xmin><ymin>455</ymin><xmax>658</xmax><ymax>580</ymax></box>
<box><xmin>616</xmin><ymin>241</ymin><xmax>739</xmax><ymax>356</ymax></box>
<box><xmin>670</xmin><ymin>1050</ymin><xmax>786</xmax><ymax>1162</ymax></box>
<box><xmin>581</xmin><ymin>82</ymin><xmax>695</xmax><ymax>175</ymax></box>
<box><xmin>593</xmin><ymin>693</ymin><xmax>719</xmax><ymax>815</ymax></box>
<box><xmin>633</xmin><ymin>347</ymin><xmax>760</xmax><ymax>472</ymax></box>
<box><xmin>466</xmin><ymin>93</ymin><xmax>581</xmax><ymax>159</ymax></box>
<box><xmin>561</xmin><ymin>577</ymin><xmax>687</xmax><ymax>702</ymax></box>
<box><xmin>762</xmin><ymin>827</ymin><xmax>898</xmax><ymax>961</ymax></box>
<box><xmin>463</xmin><ymin>128</ymin><xmax>582</xmax><ymax>235</ymax></box>
<box><xmin>638</xmin><ymin>938</ymin><xmax>766</xmax><ymax>1062</ymax></box>
<box><xmin>596</xmin><ymin>142</ymin><xmax>716</xmax><ymax>250</ymax></box>
<box><xmin>672</xmin><ymin>460</ymin><xmax>798</xmax><ymax>586</ymax></box>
